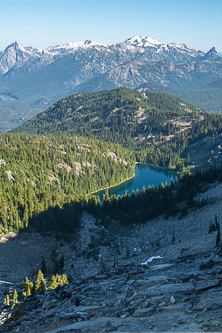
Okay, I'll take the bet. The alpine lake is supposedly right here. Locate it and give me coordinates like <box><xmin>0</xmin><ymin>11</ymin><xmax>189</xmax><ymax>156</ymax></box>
<box><xmin>94</xmin><ymin>164</ymin><xmax>179</xmax><ymax>202</ymax></box>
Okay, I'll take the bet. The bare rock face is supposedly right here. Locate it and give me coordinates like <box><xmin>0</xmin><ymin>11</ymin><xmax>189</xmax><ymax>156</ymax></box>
<box><xmin>0</xmin><ymin>41</ymin><xmax>43</xmax><ymax>75</ymax></box>
<box><xmin>1</xmin><ymin>250</ymin><xmax>222</xmax><ymax>332</ymax></box>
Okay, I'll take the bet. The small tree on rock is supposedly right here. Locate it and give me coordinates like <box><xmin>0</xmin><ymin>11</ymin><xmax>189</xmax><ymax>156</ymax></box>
<box><xmin>12</xmin><ymin>289</ymin><xmax>18</xmax><ymax>303</ymax></box>
<box><xmin>49</xmin><ymin>275</ymin><xmax>58</xmax><ymax>290</ymax></box>
<box><xmin>23</xmin><ymin>277</ymin><xmax>34</xmax><ymax>296</ymax></box>
<box><xmin>35</xmin><ymin>270</ymin><xmax>47</xmax><ymax>293</ymax></box>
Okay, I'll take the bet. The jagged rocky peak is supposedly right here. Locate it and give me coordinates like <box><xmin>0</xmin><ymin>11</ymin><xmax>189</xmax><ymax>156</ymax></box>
<box><xmin>3</xmin><ymin>41</ymin><xmax>42</xmax><ymax>56</ymax></box>
<box><xmin>0</xmin><ymin>36</ymin><xmax>218</xmax><ymax>82</ymax></box>
<box><xmin>118</xmin><ymin>36</ymin><xmax>206</xmax><ymax>63</ymax></box>
<box><xmin>202</xmin><ymin>47</ymin><xmax>221</xmax><ymax>60</ymax></box>
<box><xmin>4</xmin><ymin>41</ymin><xmax>24</xmax><ymax>54</ymax></box>
<box><xmin>0</xmin><ymin>41</ymin><xmax>43</xmax><ymax>75</ymax></box>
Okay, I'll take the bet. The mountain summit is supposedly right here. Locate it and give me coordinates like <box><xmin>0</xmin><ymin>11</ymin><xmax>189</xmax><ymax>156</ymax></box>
<box><xmin>0</xmin><ymin>41</ymin><xmax>44</xmax><ymax>75</ymax></box>
<box><xmin>124</xmin><ymin>35</ymin><xmax>161</xmax><ymax>47</ymax></box>
<box><xmin>200</xmin><ymin>47</ymin><xmax>220</xmax><ymax>60</ymax></box>
<box><xmin>46</xmin><ymin>39</ymin><xmax>107</xmax><ymax>55</ymax></box>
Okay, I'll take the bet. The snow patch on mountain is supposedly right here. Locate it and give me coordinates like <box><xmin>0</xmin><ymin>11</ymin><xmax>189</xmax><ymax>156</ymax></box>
<box><xmin>0</xmin><ymin>39</ymin><xmax>108</xmax><ymax>75</ymax></box>
<box><xmin>46</xmin><ymin>40</ymin><xmax>107</xmax><ymax>55</ymax></box>
<box><xmin>124</xmin><ymin>36</ymin><xmax>161</xmax><ymax>48</ymax></box>
<box><xmin>0</xmin><ymin>36</ymin><xmax>214</xmax><ymax>77</ymax></box>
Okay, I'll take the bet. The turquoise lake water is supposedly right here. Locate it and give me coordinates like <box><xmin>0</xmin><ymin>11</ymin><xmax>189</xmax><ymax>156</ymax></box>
<box><xmin>94</xmin><ymin>164</ymin><xmax>178</xmax><ymax>201</ymax></box>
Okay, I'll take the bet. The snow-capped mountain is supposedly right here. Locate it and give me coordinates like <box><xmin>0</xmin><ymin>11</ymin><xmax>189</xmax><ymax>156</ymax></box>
<box><xmin>124</xmin><ymin>35</ymin><xmax>200</xmax><ymax>54</ymax></box>
<box><xmin>118</xmin><ymin>36</ymin><xmax>206</xmax><ymax>63</ymax></box>
<box><xmin>0</xmin><ymin>39</ymin><xmax>109</xmax><ymax>76</ymax></box>
<box><xmin>123</xmin><ymin>36</ymin><xmax>161</xmax><ymax>48</ymax></box>
<box><xmin>0</xmin><ymin>36</ymin><xmax>209</xmax><ymax>76</ymax></box>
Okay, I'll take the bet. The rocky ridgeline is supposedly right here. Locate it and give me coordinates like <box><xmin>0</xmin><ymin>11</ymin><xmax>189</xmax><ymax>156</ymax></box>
<box><xmin>1</xmin><ymin>251</ymin><xmax>222</xmax><ymax>332</ymax></box>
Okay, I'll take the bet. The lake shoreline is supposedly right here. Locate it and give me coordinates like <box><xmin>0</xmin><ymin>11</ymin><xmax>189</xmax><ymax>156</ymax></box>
<box><xmin>88</xmin><ymin>172</ymin><xmax>136</xmax><ymax>196</ymax></box>
<box><xmin>136</xmin><ymin>161</ymin><xmax>178</xmax><ymax>174</ymax></box>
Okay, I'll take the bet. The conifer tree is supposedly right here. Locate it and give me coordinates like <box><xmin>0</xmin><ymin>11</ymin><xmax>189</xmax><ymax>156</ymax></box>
<box><xmin>62</xmin><ymin>274</ymin><xmax>69</xmax><ymax>285</ymax></box>
<box><xmin>27</xmin><ymin>285</ymin><xmax>32</xmax><ymax>296</ymax></box>
<box><xmin>49</xmin><ymin>275</ymin><xmax>58</xmax><ymax>290</ymax></box>
<box><xmin>59</xmin><ymin>256</ymin><xmax>64</xmax><ymax>273</ymax></box>
<box><xmin>23</xmin><ymin>277</ymin><xmax>34</xmax><ymax>296</ymax></box>
<box><xmin>216</xmin><ymin>223</ymin><xmax>221</xmax><ymax>247</ymax></box>
<box><xmin>12</xmin><ymin>289</ymin><xmax>18</xmax><ymax>304</ymax></box>
<box><xmin>4</xmin><ymin>294</ymin><xmax>10</xmax><ymax>307</ymax></box>
<box><xmin>35</xmin><ymin>270</ymin><xmax>47</xmax><ymax>292</ymax></box>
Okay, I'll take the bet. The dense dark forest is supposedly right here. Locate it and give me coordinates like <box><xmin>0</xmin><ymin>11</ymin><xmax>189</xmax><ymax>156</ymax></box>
<box><xmin>14</xmin><ymin>89</ymin><xmax>201</xmax><ymax>152</ymax></box>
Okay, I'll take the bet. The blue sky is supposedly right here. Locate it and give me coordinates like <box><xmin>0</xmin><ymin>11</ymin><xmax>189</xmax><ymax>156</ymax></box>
<box><xmin>0</xmin><ymin>0</ymin><xmax>222</xmax><ymax>51</ymax></box>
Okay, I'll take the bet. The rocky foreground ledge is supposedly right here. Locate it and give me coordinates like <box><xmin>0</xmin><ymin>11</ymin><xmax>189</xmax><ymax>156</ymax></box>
<box><xmin>1</xmin><ymin>249</ymin><xmax>222</xmax><ymax>332</ymax></box>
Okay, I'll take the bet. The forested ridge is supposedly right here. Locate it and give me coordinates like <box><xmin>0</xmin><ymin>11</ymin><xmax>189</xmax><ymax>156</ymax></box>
<box><xmin>14</xmin><ymin>87</ymin><xmax>222</xmax><ymax>168</ymax></box>
<box><xmin>14</xmin><ymin>88</ymin><xmax>201</xmax><ymax>148</ymax></box>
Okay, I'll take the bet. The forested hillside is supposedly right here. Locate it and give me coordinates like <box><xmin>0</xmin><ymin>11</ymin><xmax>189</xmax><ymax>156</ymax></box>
<box><xmin>0</xmin><ymin>133</ymin><xmax>135</xmax><ymax>234</ymax></box>
<box><xmin>14</xmin><ymin>88</ymin><xmax>201</xmax><ymax>140</ymax></box>
<box><xmin>14</xmin><ymin>87</ymin><xmax>222</xmax><ymax>168</ymax></box>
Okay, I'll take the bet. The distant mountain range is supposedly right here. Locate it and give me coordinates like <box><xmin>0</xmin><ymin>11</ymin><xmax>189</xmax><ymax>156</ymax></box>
<box><xmin>0</xmin><ymin>37</ymin><xmax>208</xmax><ymax>75</ymax></box>
<box><xmin>0</xmin><ymin>36</ymin><xmax>222</xmax><ymax>132</ymax></box>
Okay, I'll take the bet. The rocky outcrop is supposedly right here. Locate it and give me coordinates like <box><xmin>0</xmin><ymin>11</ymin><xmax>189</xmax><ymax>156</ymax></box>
<box><xmin>1</xmin><ymin>250</ymin><xmax>222</xmax><ymax>332</ymax></box>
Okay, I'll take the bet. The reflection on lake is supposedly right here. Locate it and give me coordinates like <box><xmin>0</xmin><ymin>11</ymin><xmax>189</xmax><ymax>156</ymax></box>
<box><xmin>94</xmin><ymin>164</ymin><xmax>178</xmax><ymax>201</ymax></box>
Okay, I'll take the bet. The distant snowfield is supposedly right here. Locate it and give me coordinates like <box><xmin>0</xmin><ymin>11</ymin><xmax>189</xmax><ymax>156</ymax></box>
<box><xmin>0</xmin><ymin>94</ymin><xmax>17</xmax><ymax>101</ymax></box>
